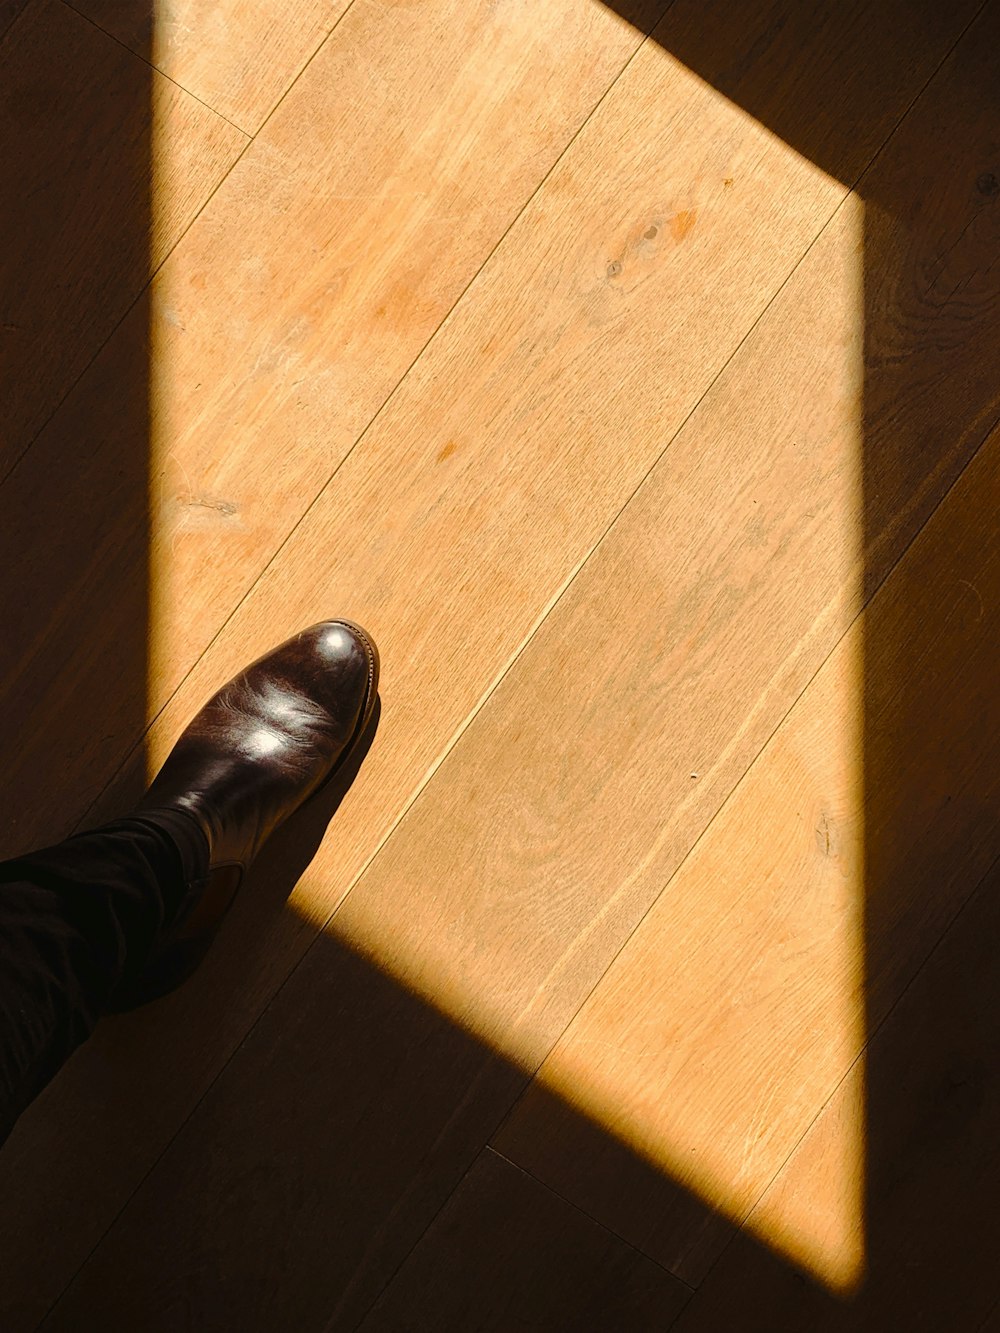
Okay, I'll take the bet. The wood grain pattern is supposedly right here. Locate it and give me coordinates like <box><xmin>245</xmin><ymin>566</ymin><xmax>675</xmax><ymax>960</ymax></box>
<box><xmin>73</xmin><ymin>0</ymin><xmax>351</xmax><ymax>132</ymax></box>
<box><xmin>506</xmin><ymin>376</ymin><xmax>1000</xmax><ymax>1300</ymax></box>
<box><xmin>713</xmin><ymin>414</ymin><xmax>1000</xmax><ymax>1329</ymax></box>
<box><xmin>5</xmin><ymin>1</ymin><xmax>996</xmax><ymax>1330</ymax></box>
<box><xmin>0</xmin><ymin>0</ymin><xmax>245</xmax><ymax>470</ymax></box>
<box><xmin>0</xmin><ymin>0</ymin><xmax>664</xmax><ymax>867</ymax></box>
<box><xmin>495</xmin><ymin>5</ymin><xmax>1000</xmax><ymax>1287</ymax></box>
<box><xmin>358</xmin><ymin>1148</ymin><xmax>689</xmax><ymax>1331</ymax></box>
<box><xmin>0</xmin><ymin>0</ymin><xmax>667</xmax><ymax>858</ymax></box>
<box><xmin>494</xmin><ymin>631</ymin><xmax>867</xmax><ymax>1288</ymax></box>
<box><xmin>673</xmin><ymin>824</ymin><xmax>1000</xmax><ymax>1327</ymax></box>
<box><xmin>139</xmin><ymin>0</ymin><xmax>666</xmax><ymax>715</ymax></box>
<box><xmin>1</xmin><ymin>5</ymin><xmax>667</xmax><ymax>1328</ymax></box>
<box><xmin>132</xmin><ymin>12</ymin><xmax>841</xmax><ymax>921</ymax></box>
<box><xmin>31</xmin><ymin>8</ymin><xmax>999</xmax><ymax>1331</ymax></box>
<box><xmin>22</xmin><ymin>37</ymin><xmax>848</xmax><ymax>1324</ymax></box>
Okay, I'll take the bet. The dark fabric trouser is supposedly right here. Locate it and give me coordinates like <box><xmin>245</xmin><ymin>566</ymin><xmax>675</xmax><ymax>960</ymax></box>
<box><xmin>0</xmin><ymin>813</ymin><xmax>209</xmax><ymax>1144</ymax></box>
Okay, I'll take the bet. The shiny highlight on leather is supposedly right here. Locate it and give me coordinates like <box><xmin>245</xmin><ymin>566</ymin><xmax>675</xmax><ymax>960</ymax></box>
<box><xmin>136</xmin><ymin>619</ymin><xmax>379</xmax><ymax>881</ymax></box>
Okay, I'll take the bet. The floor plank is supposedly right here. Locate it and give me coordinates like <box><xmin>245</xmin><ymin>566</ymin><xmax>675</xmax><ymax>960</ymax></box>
<box><xmin>1</xmin><ymin>4</ymin><xmax>668</xmax><ymax>1326</ymax></box>
<box><xmin>0</xmin><ymin>0</ymin><xmax>245</xmax><ymax>471</ymax></box>
<box><xmin>73</xmin><ymin>0</ymin><xmax>351</xmax><ymax>132</ymax></box>
<box><xmin>672</xmin><ymin>854</ymin><xmax>1000</xmax><ymax>1330</ymax></box>
<box><xmin>27</xmin><ymin>7</ymin><xmax>996</xmax><ymax>1330</ymax></box>
<box><xmin>0</xmin><ymin>0</ymin><xmax>665</xmax><ymax>862</ymax></box>
<box><xmin>358</xmin><ymin>1148</ymin><xmax>689</xmax><ymax>1331</ymax></box>
<box><xmin>6</xmin><ymin>1</ymin><xmax>995</xmax><ymax>1329</ymax></box>
<box><xmin>0</xmin><ymin>0</ymin><xmax>29</xmax><ymax>41</ymax></box>
<box><xmin>496</xmin><ymin>406</ymin><xmax>1000</xmax><ymax>1292</ymax></box>
<box><xmin>494</xmin><ymin>3</ymin><xmax>1000</xmax><ymax>1287</ymax></box>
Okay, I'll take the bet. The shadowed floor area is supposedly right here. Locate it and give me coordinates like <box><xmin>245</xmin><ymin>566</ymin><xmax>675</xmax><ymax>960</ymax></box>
<box><xmin>2</xmin><ymin>0</ymin><xmax>999</xmax><ymax>1327</ymax></box>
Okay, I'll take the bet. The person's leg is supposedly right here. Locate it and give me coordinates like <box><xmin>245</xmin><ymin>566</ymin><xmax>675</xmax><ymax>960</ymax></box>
<box><xmin>0</xmin><ymin>617</ymin><xmax>378</xmax><ymax>1146</ymax></box>
<box><xmin>0</xmin><ymin>812</ymin><xmax>207</xmax><ymax>1142</ymax></box>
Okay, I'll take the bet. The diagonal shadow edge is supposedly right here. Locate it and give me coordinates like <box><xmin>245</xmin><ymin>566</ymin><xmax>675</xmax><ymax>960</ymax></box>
<box><xmin>5</xmin><ymin>0</ymin><xmax>1000</xmax><ymax>1327</ymax></box>
<box><xmin>592</xmin><ymin>0</ymin><xmax>1000</xmax><ymax>1326</ymax></box>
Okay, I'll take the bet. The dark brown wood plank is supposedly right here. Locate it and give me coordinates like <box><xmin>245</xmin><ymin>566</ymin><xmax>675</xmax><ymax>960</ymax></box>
<box><xmin>0</xmin><ymin>0</ymin><xmax>244</xmax><ymax>472</ymax></box>
<box><xmin>0</xmin><ymin>0</ymin><xmax>29</xmax><ymax>43</ymax></box>
<box><xmin>359</xmin><ymin>1149</ymin><xmax>689</xmax><ymax>1332</ymax></box>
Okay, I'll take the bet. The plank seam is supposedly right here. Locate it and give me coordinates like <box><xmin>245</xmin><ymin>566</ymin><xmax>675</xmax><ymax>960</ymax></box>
<box><xmin>60</xmin><ymin>0</ymin><xmax>249</xmax><ymax>133</ymax></box>
<box><xmin>487</xmin><ymin>0</ymin><xmax>1000</xmax><ymax>1238</ymax></box>
<box><xmin>487</xmin><ymin>1146</ymin><xmax>697</xmax><ymax>1288</ymax></box>
<box><xmin>688</xmin><ymin>844</ymin><xmax>1000</xmax><ymax>1311</ymax></box>
<box><xmin>34</xmin><ymin>4</ymin><xmax>681</xmax><ymax>1324</ymax></box>
<box><xmin>36</xmin><ymin>0</ymin><xmax>995</xmax><ymax>1322</ymax></box>
<box><xmin>0</xmin><ymin>0</ymin><xmax>365</xmax><ymax>495</ymax></box>
<box><xmin>348</xmin><ymin>1142</ymin><xmax>698</xmax><ymax>1333</ymax></box>
<box><xmin>0</xmin><ymin>8</ymin><xmax>252</xmax><ymax>495</ymax></box>
<box><xmin>0</xmin><ymin>0</ymin><xmax>34</xmax><ymax>50</ymax></box>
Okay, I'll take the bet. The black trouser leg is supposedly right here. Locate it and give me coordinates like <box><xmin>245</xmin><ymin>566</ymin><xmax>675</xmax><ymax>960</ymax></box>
<box><xmin>0</xmin><ymin>813</ymin><xmax>208</xmax><ymax>1142</ymax></box>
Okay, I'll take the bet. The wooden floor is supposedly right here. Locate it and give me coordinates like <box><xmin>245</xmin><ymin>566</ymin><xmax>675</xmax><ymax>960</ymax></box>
<box><xmin>2</xmin><ymin>0</ymin><xmax>1000</xmax><ymax>1327</ymax></box>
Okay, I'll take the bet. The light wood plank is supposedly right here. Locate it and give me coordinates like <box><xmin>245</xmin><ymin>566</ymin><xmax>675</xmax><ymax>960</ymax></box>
<box><xmin>0</xmin><ymin>0</ymin><xmax>245</xmax><ymax>470</ymax></box>
<box><xmin>1</xmin><ymin>5</ymin><xmax>666</xmax><ymax>1327</ymax></box>
<box><xmin>29</xmin><ymin>7</ymin><xmax>995</xmax><ymax>1330</ymax></box>
<box><xmin>132</xmin><ymin>8</ymin><xmax>841</xmax><ymax>904</ymax></box>
<box><xmin>0</xmin><ymin>0</ymin><xmax>664</xmax><ymax>862</ymax></box>
<box><xmin>141</xmin><ymin>0</ymin><xmax>667</xmax><ymax>706</ymax></box>
<box><xmin>119</xmin><ymin>0</ymin><xmax>985</xmax><ymax>953</ymax></box>
<box><xmin>497</xmin><ymin>404</ymin><xmax>1000</xmax><ymax>1287</ymax></box>
<box><xmin>672</xmin><ymin>855</ymin><xmax>1000</xmax><ymax>1331</ymax></box>
<box><xmin>358</xmin><ymin>1148</ymin><xmax>689</xmax><ymax>1331</ymax></box>
<box><xmin>494</xmin><ymin>619</ymin><xmax>867</xmax><ymax>1287</ymax></box>
<box><xmin>495</xmin><ymin>4</ymin><xmax>1000</xmax><ymax>1285</ymax></box>
<box><xmin>73</xmin><ymin>0</ymin><xmax>350</xmax><ymax>132</ymax></box>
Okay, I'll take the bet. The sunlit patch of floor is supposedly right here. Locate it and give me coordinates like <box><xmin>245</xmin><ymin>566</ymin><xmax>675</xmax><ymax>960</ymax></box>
<box><xmin>147</xmin><ymin>8</ymin><xmax>868</xmax><ymax>1294</ymax></box>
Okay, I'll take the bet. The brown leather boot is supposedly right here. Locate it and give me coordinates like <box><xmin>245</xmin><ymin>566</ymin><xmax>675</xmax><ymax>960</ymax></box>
<box><xmin>113</xmin><ymin>619</ymin><xmax>379</xmax><ymax>1008</ymax></box>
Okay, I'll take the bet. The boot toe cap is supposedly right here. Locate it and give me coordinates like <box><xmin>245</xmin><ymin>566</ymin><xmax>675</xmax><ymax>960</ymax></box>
<box><xmin>301</xmin><ymin>619</ymin><xmax>379</xmax><ymax>731</ymax></box>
